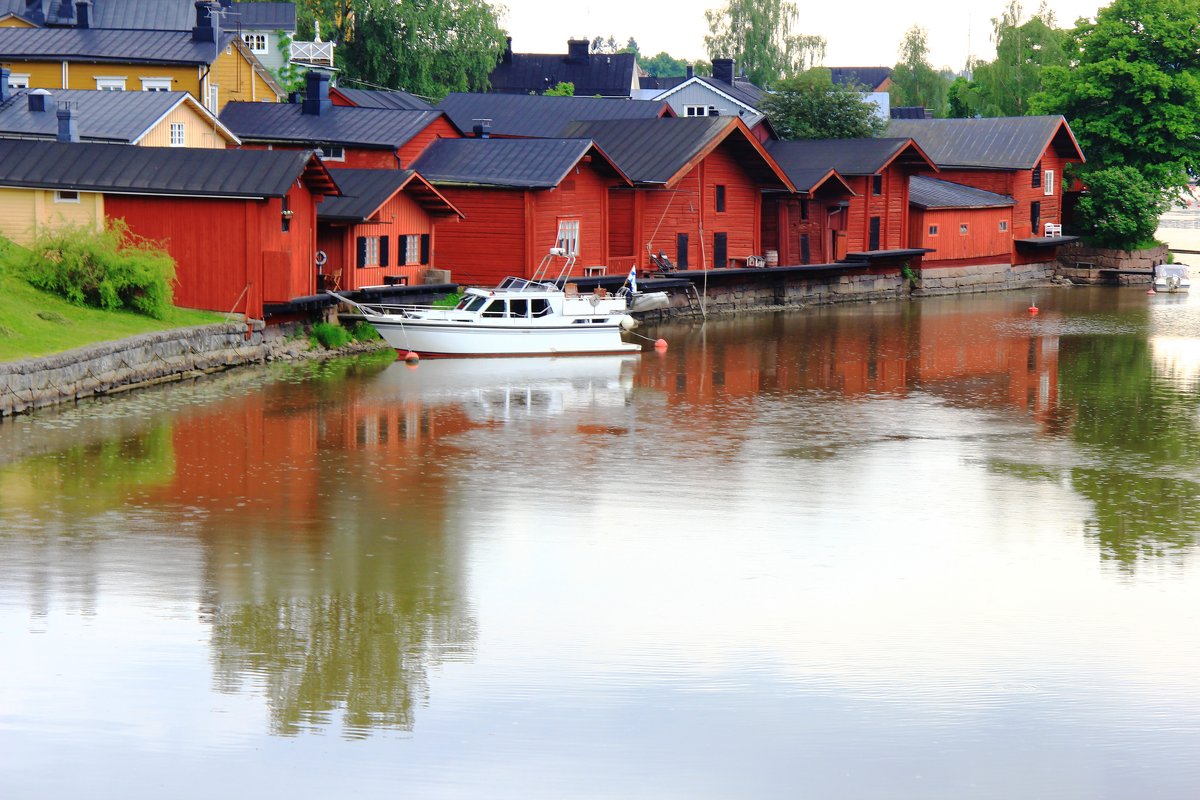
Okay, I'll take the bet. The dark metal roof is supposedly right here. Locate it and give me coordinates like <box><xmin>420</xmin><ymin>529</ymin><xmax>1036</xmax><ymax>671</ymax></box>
<box><xmin>909</xmin><ymin>176</ymin><xmax>1014</xmax><ymax>209</ymax></box>
<box><xmin>827</xmin><ymin>67</ymin><xmax>892</xmax><ymax>91</ymax></box>
<box><xmin>5</xmin><ymin>0</ymin><xmax>296</xmax><ymax>31</ymax></box>
<box><xmin>766</xmin><ymin>137</ymin><xmax>916</xmax><ymax>177</ymax></box>
<box><xmin>696</xmin><ymin>76</ymin><xmax>764</xmax><ymax>109</ymax></box>
<box><xmin>488</xmin><ymin>51</ymin><xmax>637</xmax><ymax>97</ymax></box>
<box><xmin>229</xmin><ymin>2</ymin><xmax>295</xmax><ymax>30</ymax></box>
<box><xmin>333</xmin><ymin>87</ymin><xmax>432</xmax><ymax>111</ymax></box>
<box><xmin>0</xmin><ymin>89</ymin><xmax>229</xmax><ymax>144</ymax></box>
<box><xmin>0</xmin><ymin>26</ymin><xmax>232</xmax><ymax>64</ymax></box>
<box><xmin>0</xmin><ymin>138</ymin><xmax>327</xmax><ymax>198</ymax></box>
<box><xmin>560</xmin><ymin>116</ymin><xmax>737</xmax><ymax>185</ymax></box>
<box><xmin>887</xmin><ymin>116</ymin><xmax>1085</xmax><ymax>169</ymax></box>
<box><xmin>438</xmin><ymin>93</ymin><xmax>668</xmax><ymax>138</ymax></box>
<box><xmin>319</xmin><ymin>168</ymin><xmax>461</xmax><ymax>222</ymax></box>
<box><xmin>219</xmin><ymin>101</ymin><xmax>444</xmax><ymax>149</ymax></box>
<box><xmin>639</xmin><ymin>75</ymin><xmax>686</xmax><ymax>92</ymax></box>
<box><xmin>410</xmin><ymin>138</ymin><xmax>601</xmax><ymax>189</ymax></box>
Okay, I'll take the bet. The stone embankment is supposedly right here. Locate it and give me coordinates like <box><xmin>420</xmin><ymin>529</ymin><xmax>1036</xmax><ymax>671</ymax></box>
<box><xmin>0</xmin><ymin>321</ymin><xmax>384</xmax><ymax>418</ymax></box>
<box><xmin>1056</xmin><ymin>242</ymin><xmax>1169</xmax><ymax>285</ymax></box>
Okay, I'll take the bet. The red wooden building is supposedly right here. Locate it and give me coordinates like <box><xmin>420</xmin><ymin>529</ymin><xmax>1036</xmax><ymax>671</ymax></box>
<box><xmin>765</xmin><ymin>137</ymin><xmax>937</xmax><ymax>264</ymax></box>
<box><xmin>221</xmin><ymin>72</ymin><xmax>460</xmax><ymax>171</ymax></box>
<box><xmin>759</xmin><ymin>167</ymin><xmax>854</xmax><ymax>266</ymax></box>
<box><xmin>0</xmin><ymin>139</ymin><xmax>337</xmax><ymax>321</ymax></box>
<box><xmin>907</xmin><ymin>176</ymin><xmax>1016</xmax><ymax>268</ymax></box>
<box><xmin>410</xmin><ymin>137</ymin><xmax>633</xmax><ymax>286</ymax></box>
<box><xmin>888</xmin><ymin>116</ymin><xmax>1085</xmax><ymax>265</ymax></box>
<box><xmin>316</xmin><ymin>169</ymin><xmax>462</xmax><ymax>291</ymax></box>
<box><xmin>562</xmin><ymin>116</ymin><xmax>794</xmax><ymax>274</ymax></box>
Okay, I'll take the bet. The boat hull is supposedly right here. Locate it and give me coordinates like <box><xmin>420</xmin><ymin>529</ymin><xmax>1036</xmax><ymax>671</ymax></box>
<box><xmin>368</xmin><ymin>316</ymin><xmax>642</xmax><ymax>357</ymax></box>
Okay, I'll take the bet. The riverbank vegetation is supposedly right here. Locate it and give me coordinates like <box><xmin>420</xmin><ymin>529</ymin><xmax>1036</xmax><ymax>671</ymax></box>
<box><xmin>0</xmin><ymin>237</ymin><xmax>221</xmax><ymax>362</ymax></box>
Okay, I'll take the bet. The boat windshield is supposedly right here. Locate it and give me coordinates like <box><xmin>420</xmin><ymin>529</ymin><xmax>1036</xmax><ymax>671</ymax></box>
<box><xmin>1157</xmin><ymin>265</ymin><xmax>1188</xmax><ymax>278</ymax></box>
<box><xmin>456</xmin><ymin>295</ymin><xmax>488</xmax><ymax>312</ymax></box>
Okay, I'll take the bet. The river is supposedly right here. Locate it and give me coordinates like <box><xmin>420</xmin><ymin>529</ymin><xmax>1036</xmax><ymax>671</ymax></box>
<box><xmin>2</xmin><ymin>287</ymin><xmax>1199</xmax><ymax>799</ymax></box>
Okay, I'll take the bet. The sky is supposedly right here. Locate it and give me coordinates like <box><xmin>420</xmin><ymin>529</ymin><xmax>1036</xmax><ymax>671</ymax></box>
<box><xmin>497</xmin><ymin>0</ymin><xmax>1105</xmax><ymax>73</ymax></box>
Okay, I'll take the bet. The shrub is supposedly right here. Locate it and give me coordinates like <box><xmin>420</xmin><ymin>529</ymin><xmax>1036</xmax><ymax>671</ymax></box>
<box><xmin>311</xmin><ymin>321</ymin><xmax>352</xmax><ymax>349</ymax></box>
<box><xmin>1074</xmin><ymin>166</ymin><xmax>1169</xmax><ymax>250</ymax></box>
<box><xmin>15</xmin><ymin>221</ymin><xmax>175</xmax><ymax>318</ymax></box>
<box><xmin>350</xmin><ymin>321</ymin><xmax>380</xmax><ymax>342</ymax></box>
<box><xmin>432</xmin><ymin>292</ymin><xmax>462</xmax><ymax>308</ymax></box>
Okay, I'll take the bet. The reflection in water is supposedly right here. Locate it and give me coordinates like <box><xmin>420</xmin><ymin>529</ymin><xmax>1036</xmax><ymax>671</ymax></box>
<box><xmin>2</xmin><ymin>288</ymin><xmax>1200</xmax><ymax>796</ymax></box>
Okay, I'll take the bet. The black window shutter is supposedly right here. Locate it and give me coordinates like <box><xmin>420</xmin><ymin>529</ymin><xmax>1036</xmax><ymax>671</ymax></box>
<box><xmin>869</xmin><ymin>217</ymin><xmax>881</xmax><ymax>251</ymax></box>
<box><xmin>676</xmin><ymin>233</ymin><xmax>689</xmax><ymax>269</ymax></box>
<box><xmin>420</xmin><ymin>234</ymin><xmax>430</xmax><ymax>265</ymax></box>
<box><xmin>714</xmin><ymin>232</ymin><xmax>727</xmax><ymax>268</ymax></box>
<box><xmin>356</xmin><ymin>236</ymin><xmax>367</xmax><ymax>268</ymax></box>
<box><xmin>380</xmin><ymin>236</ymin><xmax>390</xmax><ymax>266</ymax></box>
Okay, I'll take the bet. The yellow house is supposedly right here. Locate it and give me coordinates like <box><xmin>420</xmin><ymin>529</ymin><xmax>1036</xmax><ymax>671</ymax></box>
<box><xmin>0</xmin><ymin>185</ymin><xmax>104</xmax><ymax>246</ymax></box>
<box><xmin>0</xmin><ymin>11</ymin><xmax>280</xmax><ymax>112</ymax></box>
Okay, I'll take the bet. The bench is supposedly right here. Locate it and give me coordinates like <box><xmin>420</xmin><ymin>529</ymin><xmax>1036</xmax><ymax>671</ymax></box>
<box><xmin>383</xmin><ymin>275</ymin><xmax>409</xmax><ymax>286</ymax></box>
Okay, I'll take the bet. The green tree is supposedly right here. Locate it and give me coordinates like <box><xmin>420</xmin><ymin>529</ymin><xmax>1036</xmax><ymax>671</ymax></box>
<box><xmin>543</xmin><ymin>81</ymin><xmax>575</xmax><ymax>96</ymax></box>
<box><xmin>890</xmin><ymin>25</ymin><xmax>949</xmax><ymax>115</ymax></box>
<box><xmin>760</xmin><ymin>69</ymin><xmax>887</xmax><ymax>139</ymax></box>
<box><xmin>640</xmin><ymin>51</ymin><xmax>691</xmax><ymax>77</ymax></box>
<box><xmin>1032</xmin><ymin>0</ymin><xmax>1200</xmax><ymax>199</ymax></box>
<box><xmin>946</xmin><ymin>74</ymin><xmax>982</xmax><ymax>117</ymax></box>
<box><xmin>704</xmin><ymin>0</ymin><xmax>826</xmax><ymax>88</ymax></box>
<box><xmin>968</xmin><ymin>2</ymin><xmax>1068</xmax><ymax>117</ymax></box>
<box><xmin>1071</xmin><ymin>166</ymin><xmax>1168</xmax><ymax>248</ymax></box>
<box><xmin>293</xmin><ymin>0</ymin><xmax>506</xmax><ymax>101</ymax></box>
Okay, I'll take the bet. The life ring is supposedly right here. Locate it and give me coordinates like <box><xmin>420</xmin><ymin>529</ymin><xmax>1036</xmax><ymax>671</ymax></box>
<box><xmin>315</xmin><ymin>250</ymin><xmax>328</xmax><ymax>267</ymax></box>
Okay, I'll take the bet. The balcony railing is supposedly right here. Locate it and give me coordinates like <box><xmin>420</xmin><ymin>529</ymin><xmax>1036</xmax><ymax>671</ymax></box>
<box><xmin>290</xmin><ymin>41</ymin><xmax>335</xmax><ymax>66</ymax></box>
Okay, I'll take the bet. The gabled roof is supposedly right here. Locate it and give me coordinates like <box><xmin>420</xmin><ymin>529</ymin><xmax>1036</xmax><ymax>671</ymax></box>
<box><xmin>3</xmin><ymin>0</ymin><xmax>295</xmax><ymax>31</ymax></box>
<box><xmin>488</xmin><ymin>48</ymin><xmax>637</xmax><ymax>97</ymax></box>
<box><xmin>331</xmin><ymin>86</ymin><xmax>432</xmax><ymax>111</ymax></box>
<box><xmin>0</xmin><ymin>26</ymin><xmax>234</xmax><ymax>65</ymax></box>
<box><xmin>827</xmin><ymin>67</ymin><xmax>892</xmax><ymax>92</ymax></box>
<box><xmin>319</xmin><ymin>168</ymin><xmax>462</xmax><ymax>222</ymax></box>
<box><xmin>639</xmin><ymin>75</ymin><xmax>686</xmax><ymax>92</ymax></box>
<box><xmin>437</xmin><ymin>93</ymin><xmax>670</xmax><ymax>138</ymax></box>
<box><xmin>766</xmin><ymin>137</ymin><xmax>937</xmax><ymax>178</ymax></box>
<box><xmin>561</xmin><ymin>116</ymin><xmax>792</xmax><ymax>190</ymax></box>
<box><xmin>886</xmin><ymin>116</ymin><xmax>1085</xmax><ymax>169</ymax></box>
<box><xmin>220</xmin><ymin>101</ymin><xmax>445</xmax><ymax>150</ymax></box>
<box><xmin>410</xmin><ymin>138</ymin><xmax>630</xmax><ymax>189</ymax></box>
<box><xmin>0</xmin><ymin>89</ymin><xmax>239</xmax><ymax>145</ymax></box>
<box><xmin>779</xmin><ymin>167</ymin><xmax>855</xmax><ymax>197</ymax></box>
<box><xmin>0</xmin><ymin>138</ymin><xmax>338</xmax><ymax>198</ymax></box>
<box><xmin>653</xmin><ymin>75</ymin><xmax>764</xmax><ymax>115</ymax></box>
<box><xmin>909</xmin><ymin>176</ymin><xmax>1014</xmax><ymax>209</ymax></box>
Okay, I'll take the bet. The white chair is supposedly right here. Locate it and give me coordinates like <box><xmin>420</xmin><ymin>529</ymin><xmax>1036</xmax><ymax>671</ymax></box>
<box><xmin>1044</xmin><ymin>222</ymin><xmax>1063</xmax><ymax>237</ymax></box>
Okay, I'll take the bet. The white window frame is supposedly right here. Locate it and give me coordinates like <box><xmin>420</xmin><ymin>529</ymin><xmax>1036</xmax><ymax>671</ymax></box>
<box><xmin>364</xmin><ymin>236</ymin><xmax>380</xmax><ymax>267</ymax></box>
<box><xmin>207</xmin><ymin>84</ymin><xmax>219</xmax><ymax>113</ymax></box>
<box><xmin>404</xmin><ymin>234</ymin><xmax>420</xmax><ymax>265</ymax></box>
<box><xmin>317</xmin><ymin>144</ymin><xmax>345</xmax><ymax>161</ymax></box>
<box><xmin>241</xmin><ymin>33</ymin><xmax>268</xmax><ymax>54</ymax></box>
<box><xmin>1043</xmin><ymin>169</ymin><xmax>1055</xmax><ymax>196</ymax></box>
<box><xmin>7</xmin><ymin>73</ymin><xmax>30</xmax><ymax>89</ymax></box>
<box><xmin>54</xmin><ymin>190</ymin><xmax>80</xmax><ymax>204</ymax></box>
<box><xmin>683</xmin><ymin>104</ymin><xmax>714</xmax><ymax>117</ymax></box>
<box><xmin>95</xmin><ymin>76</ymin><xmax>127</xmax><ymax>91</ymax></box>
<box><xmin>999</xmin><ymin>220</ymin><xmax>1009</xmax><ymax>232</ymax></box>
<box><xmin>556</xmin><ymin>219</ymin><xmax>580</xmax><ymax>256</ymax></box>
<box><xmin>169</xmin><ymin>122</ymin><xmax>185</xmax><ymax>147</ymax></box>
<box><xmin>928</xmin><ymin>224</ymin><xmax>939</xmax><ymax>237</ymax></box>
<box><xmin>959</xmin><ymin>223</ymin><xmax>969</xmax><ymax>235</ymax></box>
<box><xmin>140</xmin><ymin>77</ymin><xmax>173</xmax><ymax>91</ymax></box>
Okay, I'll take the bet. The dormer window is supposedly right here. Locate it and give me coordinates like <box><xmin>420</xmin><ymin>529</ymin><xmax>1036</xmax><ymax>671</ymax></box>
<box><xmin>684</xmin><ymin>104</ymin><xmax>715</xmax><ymax>117</ymax></box>
<box><xmin>95</xmin><ymin>77</ymin><xmax>126</xmax><ymax>91</ymax></box>
<box><xmin>317</xmin><ymin>144</ymin><xmax>345</xmax><ymax>161</ymax></box>
<box><xmin>7</xmin><ymin>73</ymin><xmax>29</xmax><ymax>90</ymax></box>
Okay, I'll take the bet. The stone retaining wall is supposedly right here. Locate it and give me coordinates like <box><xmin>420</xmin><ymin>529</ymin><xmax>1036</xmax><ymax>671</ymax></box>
<box><xmin>0</xmin><ymin>322</ymin><xmax>272</xmax><ymax>418</ymax></box>
<box><xmin>1056</xmin><ymin>242</ymin><xmax>1169</xmax><ymax>285</ymax></box>
<box><xmin>916</xmin><ymin>261</ymin><xmax>1057</xmax><ymax>296</ymax></box>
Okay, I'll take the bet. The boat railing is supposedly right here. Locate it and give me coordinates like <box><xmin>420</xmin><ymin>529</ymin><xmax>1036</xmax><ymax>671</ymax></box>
<box><xmin>529</xmin><ymin>248</ymin><xmax>577</xmax><ymax>286</ymax></box>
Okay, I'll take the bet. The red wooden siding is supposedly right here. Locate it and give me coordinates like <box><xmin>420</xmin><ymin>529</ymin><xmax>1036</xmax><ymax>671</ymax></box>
<box><xmin>762</xmin><ymin>190</ymin><xmax>843</xmax><ymax>266</ymax></box>
<box><xmin>843</xmin><ymin>164</ymin><xmax>911</xmax><ymax>253</ymax></box>
<box><xmin>911</xmin><ymin>206</ymin><xmax>1014</xmax><ymax>263</ymax></box>
<box><xmin>236</xmin><ymin>142</ymin><xmax>399</xmax><ymax>170</ymax></box>
<box><xmin>431</xmin><ymin>187</ymin><xmax>527</xmax><ymax>286</ymax></box>
<box><xmin>398</xmin><ymin>116</ymin><xmax>460</xmax><ymax>167</ymax></box>
<box><xmin>348</xmin><ymin>192</ymin><xmax>438</xmax><ymax>289</ymax></box>
<box><xmin>530</xmin><ymin>163</ymin><xmax>609</xmax><ymax>273</ymax></box>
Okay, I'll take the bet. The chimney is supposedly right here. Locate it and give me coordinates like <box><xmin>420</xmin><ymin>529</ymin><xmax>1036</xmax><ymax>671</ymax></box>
<box><xmin>302</xmin><ymin>70</ymin><xmax>331</xmax><ymax>116</ymax></box>
<box><xmin>712</xmin><ymin>58</ymin><xmax>734</xmax><ymax>84</ymax></box>
<box><xmin>686</xmin><ymin>64</ymin><xmax>694</xmax><ymax>79</ymax></box>
<box><xmin>0</xmin><ymin>68</ymin><xmax>9</xmax><ymax>105</ymax></box>
<box><xmin>57</xmin><ymin>0</ymin><xmax>74</xmax><ymax>23</ymax></box>
<box><xmin>566</xmin><ymin>38</ymin><xmax>589</xmax><ymax>64</ymax></box>
<box><xmin>192</xmin><ymin>1</ymin><xmax>220</xmax><ymax>43</ymax></box>
<box><xmin>24</xmin><ymin>0</ymin><xmax>44</xmax><ymax>25</ymax></box>
<box><xmin>28</xmin><ymin>88</ymin><xmax>54</xmax><ymax>113</ymax></box>
<box><xmin>57</xmin><ymin>103</ymin><xmax>79</xmax><ymax>143</ymax></box>
<box><xmin>471</xmin><ymin>119</ymin><xmax>491</xmax><ymax>139</ymax></box>
<box><xmin>287</xmin><ymin>90</ymin><xmax>302</xmax><ymax>104</ymax></box>
<box><xmin>74</xmin><ymin>0</ymin><xmax>90</xmax><ymax>28</ymax></box>
<box><xmin>502</xmin><ymin>36</ymin><xmax>513</xmax><ymax>65</ymax></box>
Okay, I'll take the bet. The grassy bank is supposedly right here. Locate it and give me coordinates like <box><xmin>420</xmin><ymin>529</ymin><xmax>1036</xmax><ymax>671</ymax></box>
<box><xmin>0</xmin><ymin>240</ymin><xmax>222</xmax><ymax>362</ymax></box>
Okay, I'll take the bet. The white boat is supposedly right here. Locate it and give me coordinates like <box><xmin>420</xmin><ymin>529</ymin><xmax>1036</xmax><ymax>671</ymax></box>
<box><xmin>330</xmin><ymin>250</ymin><xmax>668</xmax><ymax>357</ymax></box>
<box><xmin>1153</xmin><ymin>263</ymin><xmax>1191</xmax><ymax>292</ymax></box>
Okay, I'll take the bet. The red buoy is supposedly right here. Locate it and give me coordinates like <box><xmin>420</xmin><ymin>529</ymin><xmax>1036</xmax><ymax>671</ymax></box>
<box><xmin>1028</xmin><ymin>305</ymin><xmax>1039</xmax><ymax>315</ymax></box>
<box><xmin>654</xmin><ymin>338</ymin><xmax>668</xmax><ymax>351</ymax></box>
<box><xmin>1148</xmin><ymin>287</ymin><xmax>1157</xmax><ymax>295</ymax></box>
<box><xmin>403</xmin><ymin>351</ymin><xmax>420</xmax><ymax>364</ymax></box>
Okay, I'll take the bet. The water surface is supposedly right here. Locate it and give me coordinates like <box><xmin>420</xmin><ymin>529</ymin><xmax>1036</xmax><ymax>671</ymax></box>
<box><xmin>2</xmin><ymin>287</ymin><xmax>1199</xmax><ymax>798</ymax></box>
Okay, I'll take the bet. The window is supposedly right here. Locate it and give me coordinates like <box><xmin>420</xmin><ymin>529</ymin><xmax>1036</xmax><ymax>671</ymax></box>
<box><xmin>169</xmin><ymin>122</ymin><xmax>185</xmax><ymax>147</ymax></box>
<box><xmin>999</xmin><ymin>220</ymin><xmax>1009</xmax><ymax>232</ymax></box>
<box><xmin>141</xmin><ymin>78</ymin><xmax>172</xmax><ymax>91</ymax></box>
<box><xmin>799</xmin><ymin>198</ymin><xmax>809</xmax><ymax>220</ymax></box>
<box><xmin>317</xmin><ymin>144</ymin><xmax>345</xmax><ymax>161</ymax></box>
<box><xmin>1043</xmin><ymin>169</ymin><xmax>1055</xmax><ymax>196</ymax></box>
<box><xmin>683</xmin><ymin>104</ymin><xmax>715</xmax><ymax>117</ymax></box>
<box><xmin>281</xmin><ymin>195</ymin><xmax>290</xmax><ymax>232</ymax></box>
<box><xmin>959</xmin><ymin>223</ymin><xmax>969</xmax><ymax>235</ymax></box>
<box><xmin>872</xmin><ymin>174</ymin><xmax>883</xmax><ymax>195</ymax></box>
<box><xmin>7</xmin><ymin>73</ymin><xmax>30</xmax><ymax>89</ymax></box>
<box><xmin>403</xmin><ymin>234</ymin><xmax>420</xmax><ymax>265</ymax></box>
<box><xmin>928</xmin><ymin>224</ymin><xmax>939</xmax><ymax>236</ymax></box>
<box><xmin>357</xmin><ymin>236</ymin><xmax>380</xmax><ymax>268</ymax></box>
<box><xmin>207</xmin><ymin>84</ymin><xmax>219</xmax><ymax>113</ymax></box>
<box><xmin>1032</xmin><ymin>164</ymin><xmax>1042</xmax><ymax>189</ymax></box>
<box><xmin>556</xmin><ymin>219</ymin><xmax>580</xmax><ymax>256</ymax></box>
<box><xmin>242</xmin><ymin>33</ymin><xmax>268</xmax><ymax>54</ymax></box>
<box><xmin>54</xmin><ymin>190</ymin><xmax>79</xmax><ymax>203</ymax></box>
<box><xmin>95</xmin><ymin>77</ymin><xmax>126</xmax><ymax>91</ymax></box>
<box><xmin>715</xmin><ymin>185</ymin><xmax>726</xmax><ymax>213</ymax></box>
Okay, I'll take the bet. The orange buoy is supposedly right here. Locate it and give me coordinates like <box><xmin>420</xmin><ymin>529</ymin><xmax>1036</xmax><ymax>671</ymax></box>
<box><xmin>403</xmin><ymin>351</ymin><xmax>420</xmax><ymax>364</ymax></box>
<box><xmin>1147</xmin><ymin>287</ymin><xmax>1157</xmax><ymax>295</ymax></box>
<box><xmin>1028</xmin><ymin>305</ymin><xmax>1039</xmax><ymax>315</ymax></box>
<box><xmin>654</xmin><ymin>338</ymin><xmax>668</xmax><ymax>351</ymax></box>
